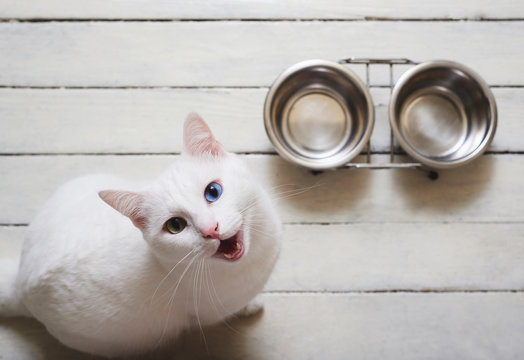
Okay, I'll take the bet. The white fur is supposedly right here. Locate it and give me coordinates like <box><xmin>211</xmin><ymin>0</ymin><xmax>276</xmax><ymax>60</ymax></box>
<box><xmin>1</xmin><ymin>114</ymin><xmax>281</xmax><ymax>357</ymax></box>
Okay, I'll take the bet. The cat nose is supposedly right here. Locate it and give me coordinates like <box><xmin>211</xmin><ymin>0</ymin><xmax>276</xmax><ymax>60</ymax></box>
<box><xmin>202</xmin><ymin>223</ymin><xmax>219</xmax><ymax>240</ymax></box>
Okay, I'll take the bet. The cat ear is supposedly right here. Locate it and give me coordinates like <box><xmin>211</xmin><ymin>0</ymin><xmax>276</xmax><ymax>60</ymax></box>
<box><xmin>183</xmin><ymin>112</ymin><xmax>226</xmax><ymax>158</ymax></box>
<box><xmin>99</xmin><ymin>190</ymin><xmax>147</xmax><ymax>230</ymax></box>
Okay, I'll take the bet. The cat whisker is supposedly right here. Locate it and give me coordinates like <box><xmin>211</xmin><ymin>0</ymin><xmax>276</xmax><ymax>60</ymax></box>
<box><xmin>203</xmin><ymin>263</ymin><xmax>243</xmax><ymax>335</ymax></box>
<box><xmin>269</xmin><ymin>181</ymin><xmax>323</xmax><ymax>194</ymax></box>
<box><xmin>157</xmin><ymin>251</ymin><xmax>201</xmax><ymax>348</ymax></box>
<box><xmin>267</xmin><ymin>183</ymin><xmax>320</xmax><ymax>197</ymax></box>
<box><xmin>193</xmin><ymin>258</ymin><xmax>209</xmax><ymax>353</ymax></box>
<box><xmin>204</xmin><ymin>262</ymin><xmax>228</xmax><ymax>317</ymax></box>
<box><xmin>268</xmin><ymin>183</ymin><xmax>323</xmax><ymax>202</ymax></box>
<box><xmin>150</xmin><ymin>248</ymin><xmax>198</xmax><ymax>305</ymax></box>
<box><xmin>239</xmin><ymin>183</ymin><xmax>322</xmax><ymax>216</ymax></box>
<box><xmin>246</xmin><ymin>225</ymin><xmax>275</xmax><ymax>239</ymax></box>
<box><xmin>269</xmin><ymin>183</ymin><xmax>300</xmax><ymax>190</ymax></box>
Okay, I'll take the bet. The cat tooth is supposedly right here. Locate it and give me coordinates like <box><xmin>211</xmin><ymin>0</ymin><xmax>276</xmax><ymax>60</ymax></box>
<box><xmin>236</xmin><ymin>242</ymin><xmax>241</xmax><ymax>250</ymax></box>
<box><xmin>223</xmin><ymin>253</ymin><xmax>234</xmax><ymax>259</ymax></box>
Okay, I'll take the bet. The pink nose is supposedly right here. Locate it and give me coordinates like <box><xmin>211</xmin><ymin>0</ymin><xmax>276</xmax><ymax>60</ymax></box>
<box><xmin>202</xmin><ymin>223</ymin><xmax>219</xmax><ymax>239</ymax></box>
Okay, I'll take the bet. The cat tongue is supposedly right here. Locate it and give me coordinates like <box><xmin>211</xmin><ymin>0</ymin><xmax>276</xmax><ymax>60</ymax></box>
<box><xmin>215</xmin><ymin>232</ymin><xmax>244</xmax><ymax>261</ymax></box>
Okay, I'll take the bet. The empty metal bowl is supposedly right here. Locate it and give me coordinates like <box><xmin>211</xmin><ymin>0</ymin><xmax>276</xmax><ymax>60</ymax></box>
<box><xmin>264</xmin><ymin>59</ymin><xmax>374</xmax><ymax>170</ymax></box>
<box><xmin>390</xmin><ymin>60</ymin><xmax>497</xmax><ymax>169</ymax></box>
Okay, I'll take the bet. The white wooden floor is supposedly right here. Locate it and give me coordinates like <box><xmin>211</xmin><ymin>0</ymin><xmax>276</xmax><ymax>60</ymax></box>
<box><xmin>1</xmin><ymin>1</ymin><xmax>524</xmax><ymax>359</ymax></box>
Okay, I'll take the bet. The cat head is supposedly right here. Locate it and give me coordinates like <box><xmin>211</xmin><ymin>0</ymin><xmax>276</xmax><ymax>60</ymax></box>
<box><xmin>99</xmin><ymin>113</ymin><xmax>258</xmax><ymax>267</ymax></box>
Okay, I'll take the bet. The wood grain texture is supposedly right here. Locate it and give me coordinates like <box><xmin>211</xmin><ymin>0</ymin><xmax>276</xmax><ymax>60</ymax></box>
<box><xmin>0</xmin><ymin>0</ymin><xmax>521</xmax><ymax>19</ymax></box>
<box><xmin>0</xmin><ymin>0</ymin><xmax>523</xmax><ymax>358</ymax></box>
<box><xmin>2</xmin><ymin>223</ymin><xmax>523</xmax><ymax>292</ymax></box>
<box><xmin>0</xmin><ymin>21</ymin><xmax>522</xmax><ymax>87</ymax></box>
<box><xmin>0</xmin><ymin>88</ymin><xmax>270</xmax><ymax>154</ymax></box>
<box><xmin>0</xmin><ymin>154</ymin><xmax>522</xmax><ymax>225</ymax></box>
<box><xmin>1</xmin><ymin>293</ymin><xmax>523</xmax><ymax>360</ymax></box>
<box><xmin>0</xmin><ymin>88</ymin><xmax>520</xmax><ymax>154</ymax></box>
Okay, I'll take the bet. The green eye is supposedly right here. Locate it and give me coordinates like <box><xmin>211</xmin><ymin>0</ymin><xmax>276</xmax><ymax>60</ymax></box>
<box><xmin>165</xmin><ymin>217</ymin><xmax>187</xmax><ymax>234</ymax></box>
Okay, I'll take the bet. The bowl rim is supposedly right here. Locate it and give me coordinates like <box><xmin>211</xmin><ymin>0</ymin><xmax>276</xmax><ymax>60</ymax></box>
<box><xmin>389</xmin><ymin>60</ymin><xmax>497</xmax><ymax>169</ymax></box>
<box><xmin>264</xmin><ymin>59</ymin><xmax>375</xmax><ymax>170</ymax></box>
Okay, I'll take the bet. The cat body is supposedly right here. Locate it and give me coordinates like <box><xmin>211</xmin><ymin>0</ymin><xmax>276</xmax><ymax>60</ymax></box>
<box><xmin>0</xmin><ymin>114</ymin><xmax>281</xmax><ymax>357</ymax></box>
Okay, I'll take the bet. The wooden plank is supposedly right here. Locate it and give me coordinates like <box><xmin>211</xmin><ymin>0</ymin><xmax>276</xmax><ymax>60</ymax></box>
<box><xmin>263</xmin><ymin>154</ymin><xmax>524</xmax><ymax>224</ymax></box>
<box><xmin>0</xmin><ymin>88</ymin><xmax>271</xmax><ymax>154</ymax></box>
<box><xmin>490</xmin><ymin>88</ymin><xmax>524</xmax><ymax>152</ymax></box>
<box><xmin>271</xmin><ymin>223</ymin><xmax>524</xmax><ymax>292</ymax></box>
<box><xmin>176</xmin><ymin>293</ymin><xmax>524</xmax><ymax>360</ymax></box>
<box><xmin>0</xmin><ymin>0</ymin><xmax>521</xmax><ymax>20</ymax></box>
<box><xmin>1</xmin><ymin>293</ymin><xmax>524</xmax><ymax>359</ymax></box>
<box><xmin>0</xmin><ymin>88</ymin><xmax>519</xmax><ymax>154</ymax></box>
<box><xmin>0</xmin><ymin>154</ymin><xmax>522</xmax><ymax>224</ymax></box>
<box><xmin>0</xmin><ymin>227</ymin><xmax>22</xmax><ymax>258</ymax></box>
<box><xmin>2</xmin><ymin>223</ymin><xmax>523</xmax><ymax>292</ymax></box>
<box><xmin>0</xmin><ymin>21</ymin><xmax>522</xmax><ymax>87</ymax></box>
<box><xmin>0</xmin><ymin>155</ymin><xmax>172</xmax><ymax>224</ymax></box>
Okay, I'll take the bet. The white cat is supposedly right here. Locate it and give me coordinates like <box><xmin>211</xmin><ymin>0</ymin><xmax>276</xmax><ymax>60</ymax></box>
<box><xmin>0</xmin><ymin>113</ymin><xmax>281</xmax><ymax>357</ymax></box>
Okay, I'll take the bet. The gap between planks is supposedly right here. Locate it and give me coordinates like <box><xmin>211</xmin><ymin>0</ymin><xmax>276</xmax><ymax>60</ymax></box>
<box><xmin>1</xmin><ymin>18</ymin><xmax>524</xmax><ymax>23</ymax></box>
<box><xmin>3</xmin><ymin>220</ymin><xmax>524</xmax><ymax>227</ymax></box>
<box><xmin>1</xmin><ymin>85</ymin><xmax>523</xmax><ymax>89</ymax></box>
<box><xmin>2</xmin><ymin>152</ymin><xmax>523</xmax><ymax>156</ymax></box>
<box><xmin>263</xmin><ymin>289</ymin><xmax>524</xmax><ymax>295</ymax></box>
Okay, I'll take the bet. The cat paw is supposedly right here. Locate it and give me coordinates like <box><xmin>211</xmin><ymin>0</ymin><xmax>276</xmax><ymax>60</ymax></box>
<box><xmin>236</xmin><ymin>295</ymin><xmax>264</xmax><ymax>317</ymax></box>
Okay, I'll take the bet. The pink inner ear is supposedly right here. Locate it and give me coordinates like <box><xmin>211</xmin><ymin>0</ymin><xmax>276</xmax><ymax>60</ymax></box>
<box><xmin>99</xmin><ymin>190</ymin><xmax>147</xmax><ymax>230</ymax></box>
<box><xmin>183</xmin><ymin>113</ymin><xmax>226</xmax><ymax>158</ymax></box>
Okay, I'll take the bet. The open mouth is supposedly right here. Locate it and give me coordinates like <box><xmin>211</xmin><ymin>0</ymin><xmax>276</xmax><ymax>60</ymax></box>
<box><xmin>213</xmin><ymin>229</ymin><xmax>244</xmax><ymax>261</ymax></box>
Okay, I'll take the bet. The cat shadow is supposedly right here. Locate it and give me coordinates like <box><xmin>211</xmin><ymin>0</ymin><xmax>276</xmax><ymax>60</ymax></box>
<box><xmin>263</xmin><ymin>154</ymin><xmax>495</xmax><ymax>221</ymax></box>
<box><xmin>0</xmin><ymin>317</ymin><xmax>102</xmax><ymax>360</ymax></box>
<box><xmin>266</xmin><ymin>156</ymin><xmax>372</xmax><ymax>218</ymax></box>
<box><xmin>392</xmin><ymin>155</ymin><xmax>495</xmax><ymax>212</ymax></box>
<box><xmin>153</xmin><ymin>309</ymin><xmax>265</xmax><ymax>360</ymax></box>
<box><xmin>0</xmin><ymin>312</ymin><xmax>264</xmax><ymax>360</ymax></box>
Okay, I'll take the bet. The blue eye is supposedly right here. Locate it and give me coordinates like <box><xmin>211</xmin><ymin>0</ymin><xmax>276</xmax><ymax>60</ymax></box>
<box><xmin>205</xmin><ymin>182</ymin><xmax>222</xmax><ymax>203</ymax></box>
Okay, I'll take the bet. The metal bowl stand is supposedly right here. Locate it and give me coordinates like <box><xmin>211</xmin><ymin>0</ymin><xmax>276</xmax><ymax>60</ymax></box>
<box><xmin>335</xmin><ymin>57</ymin><xmax>438</xmax><ymax>180</ymax></box>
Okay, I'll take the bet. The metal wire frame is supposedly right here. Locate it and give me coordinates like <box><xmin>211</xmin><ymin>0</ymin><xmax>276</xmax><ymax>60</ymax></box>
<box><xmin>335</xmin><ymin>58</ymin><xmax>438</xmax><ymax>179</ymax></box>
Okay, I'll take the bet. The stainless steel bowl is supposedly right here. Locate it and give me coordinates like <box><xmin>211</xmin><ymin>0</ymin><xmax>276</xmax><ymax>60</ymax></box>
<box><xmin>390</xmin><ymin>60</ymin><xmax>497</xmax><ymax>169</ymax></box>
<box><xmin>264</xmin><ymin>59</ymin><xmax>374</xmax><ymax>170</ymax></box>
